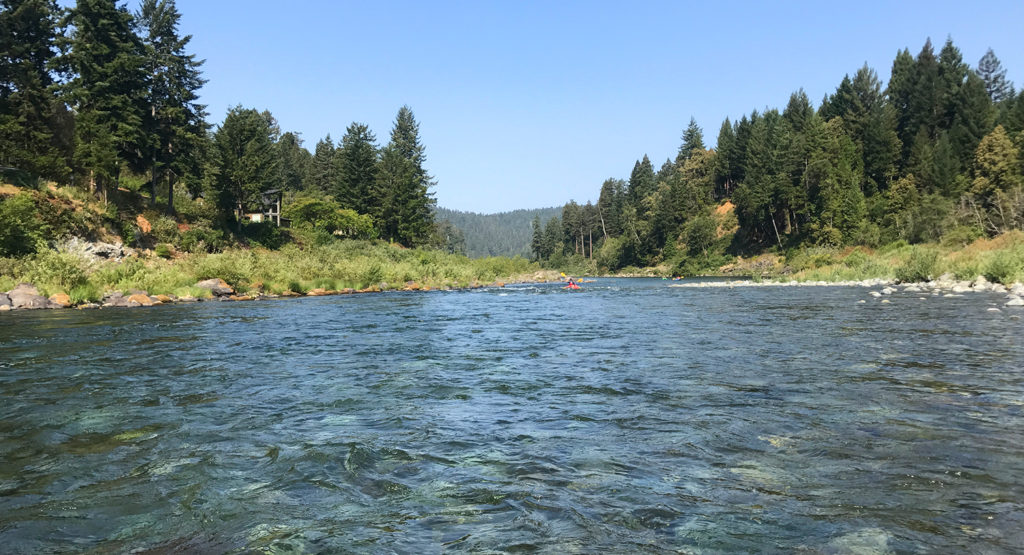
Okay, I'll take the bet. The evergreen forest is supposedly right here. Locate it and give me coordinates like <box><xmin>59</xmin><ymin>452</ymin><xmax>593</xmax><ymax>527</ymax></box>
<box><xmin>1</xmin><ymin>0</ymin><xmax>438</xmax><ymax>256</ymax></box>
<box><xmin>435</xmin><ymin>206</ymin><xmax>562</xmax><ymax>259</ymax></box>
<box><xmin>532</xmin><ymin>38</ymin><xmax>1024</xmax><ymax>275</ymax></box>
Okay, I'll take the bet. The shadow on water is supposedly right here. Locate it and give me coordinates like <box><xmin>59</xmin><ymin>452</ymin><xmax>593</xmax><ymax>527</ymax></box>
<box><xmin>1</xmin><ymin>279</ymin><xmax>1024</xmax><ymax>551</ymax></box>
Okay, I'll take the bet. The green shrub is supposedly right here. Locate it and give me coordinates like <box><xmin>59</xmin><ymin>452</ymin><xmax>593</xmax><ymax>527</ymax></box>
<box><xmin>895</xmin><ymin>247</ymin><xmax>938</xmax><ymax>283</ymax></box>
<box><xmin>69</xmin><ymin>283</ymin><xmax>101</xmax><ymax>304</ymax></box>
<box><xmin>179</xmin><ymin>224</ymin><xmax>227</xmax><ymax>253</ymax></box>
<box><xmin>0</xmin><ymin>193</ymin><xmax>49</xmax><ymax>256</ymax></box>
<box><xmin>983</xmin><ymin>256</ymin><xmax>1022</xmax><ymax>285</ymax></box>
<box><xmin>941</xmin><ymin>226</ymin><xmax>984</xmax><ymax>248</ymax></box>
<box><xmin>155</xmin><ymin>243</ymin><xmax>174</xmax><ymax>259</ymax></box>
<box><xmin>24</xmin><ymin>250</ymin><xmax>89</xmax><ymax>292</ymax></box>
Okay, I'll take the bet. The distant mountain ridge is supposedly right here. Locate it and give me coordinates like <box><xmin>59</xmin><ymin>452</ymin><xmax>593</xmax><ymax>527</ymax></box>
<box><xmin>435</xmin><ymin>206</ymin><xmax>563</xmax><ymax>258</ymax></box>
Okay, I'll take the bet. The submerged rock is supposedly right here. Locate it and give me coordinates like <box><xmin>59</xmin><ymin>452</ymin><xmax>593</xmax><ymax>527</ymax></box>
<box><xmin>195</xmin><ymin>278</ymin><xmax>234</xmax><ymax>297</ymax></box>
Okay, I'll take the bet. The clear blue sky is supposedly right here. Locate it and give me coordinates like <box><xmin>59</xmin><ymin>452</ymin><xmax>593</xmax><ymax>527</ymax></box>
<box><xmin>169</xmin><ymin>0</ymin><xmax>1023</xmax><ymax>214</ymax></box>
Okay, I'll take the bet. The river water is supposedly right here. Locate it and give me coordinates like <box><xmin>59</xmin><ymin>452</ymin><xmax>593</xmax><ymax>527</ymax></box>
<box><xmin>1</xmin><ymin>278</ymin><xmax>1023</xmax><ymax>553</ymax></box>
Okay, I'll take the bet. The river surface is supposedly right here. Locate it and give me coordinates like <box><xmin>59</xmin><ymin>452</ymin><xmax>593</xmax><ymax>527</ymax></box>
<box><xmin>1</xmin><ymin>278</ymin><xmax>1023</xmax><ymax>553</ymax></box>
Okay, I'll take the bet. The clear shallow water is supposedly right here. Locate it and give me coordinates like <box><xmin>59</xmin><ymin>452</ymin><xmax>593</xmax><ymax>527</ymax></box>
<box><xmin>1</xmin><ymin>278</ymin><xmax>1023</xmax><ymax>553</ymax></box>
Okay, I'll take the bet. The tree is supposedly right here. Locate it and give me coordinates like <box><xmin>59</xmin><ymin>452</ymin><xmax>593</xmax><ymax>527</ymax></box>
<box><xmin>63</xmin><ymin>0</ymin><xmax>148</xmax><ymax>201</ymax></box>
<box><xmin>977</xmin><ymin>48</ymin><xmax>1014</xmax><ymax>104</ymax></box>
<box><xmin>676</xmin><ymin>117</ymin><xmax>705</xmax><ymax>165</ymax></box>
<box><xmin>135</xmin><ymin>0</ymin><xmax>208</xmax><ymax>213</ymax></box>
<box><xmin>376</xmin><ymin>106</ymin><xmax>435</xmax><ymax>246</ymax></box>
<box><xmin>714</xmin><ymin>117</ymin><xmax>736</xmax><ymax>197</ymax></box>
<box><xmin>971</xmin><ymin>125</ymin><xmax>1022</xmax><ymax>197</ymax></box>
<box><xmin>212</xmin><ymin>106</ymin><xmax>279</xmax><ymax>225</ymax></box>
<box><xmin>334</xmin><ymin>122</ymin><xmax>378</xmax><ymax>214</ymax></box>
<box><xmin>627</xmin><ymin>154</ymin><xmax>655</xmax><ymax>216</ymax></box>
<box><xmin>541</xmin><ymin>215</ymin><xmax>561</xmax><ymax>259</ymax></box>
<box><xmin>530</xmin><ymin>215</ymin><xmax>543</xmax><ymax>260</ymax></box>
<box><xmin>276</xmin><ymin>131</ymin><xmax>310</xmax><ymax>192</ymax></box>
<box><xmin>0</xmin><ymin>0</ymin><xmax>70</xmax><ymax>181</ymax></box>
<box><xmin>309</xmin><ymin>134</ymin><xmax>335</xmax><ymax>195</ymax></box>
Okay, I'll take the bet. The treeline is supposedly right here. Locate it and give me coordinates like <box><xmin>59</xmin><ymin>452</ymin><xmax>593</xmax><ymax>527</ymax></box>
<box><xmin>437</xmin><ymin>206</ymin><xmax>562</xmax><ymax>258</ymax></box>
<box><xmin>0</xmin><ymin>0</ymin><xmax>436</xmax><ymax>249</ymax></box>
<box><xmin>533</xmin><ymin>38</ymin><xmax>1024</xmax><ymax>273</ymax></box>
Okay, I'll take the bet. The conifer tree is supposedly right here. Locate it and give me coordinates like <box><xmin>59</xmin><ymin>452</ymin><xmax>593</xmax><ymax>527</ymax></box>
<box><xmin>63</xmin><ymin>0</ymin><xmax>148</xmax><ymax>200</ymax></box>
<box><xmin>950</xmin><ymin>71</ymin><xmax>994</xmax><ymax>170</ymax></box>
<box><xmin>887</xmin><ymin>47</ymin><xmax>916</xmax><ymax>166</ymax></box>
<box><xmin>334</xmin><ymin>122</ymin><xmax>378</xmax><ymax>214</ymax></box>
<box><xmin>212</xmin><ymin>106</ymin><xmax>279</xmax><ymax>224</ymax></box>
<box><xmin>376</xmin><ymin>106</ymin><xmax>435</xmax><ymax>246</ymax></box>
<box><xmin>676</xmin><ymin>117</ymin><xmax>705</xmax><ymax>165</ymax></box>
<box><xmin>627</xmin><ymin>154</ymin><xmax>655</xmax><ymax>217</ymax></box>
<box><xmin>977</xmin><ymin>48</ymin><xmax>1014</xmax><ymax>104</ymax></box>
<box><xmin>136</xmin><ymin>0</ymin><xmax>207</xmax><ymax>212</ymax></box>
<box><xmin>276</xmin><ymin>131</ymin><xmax>310</xmax><ymax>192</ymax></box>
<box><xmin>0</xmin><ymin>0</ymin><xmax>69</xmax><ymax>181</ymax></box>
<box><xmin>714</xmin><ymin>117</ymin><xmax>736</xmax><ymax>197</ymax></box>
<box><xmin>309</xmin><ymin>134</ymin><xmax>335</xmax><ymax>195</ymax></box>
<box><xmin>530</xmin><ymin>215</ymin><xmax>543</xmax><ymax>260</ymax></box>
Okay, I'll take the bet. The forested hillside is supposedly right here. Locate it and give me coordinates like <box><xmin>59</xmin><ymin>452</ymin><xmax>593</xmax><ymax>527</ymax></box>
<box><xmin>435</xmin><ymin>206</ymin><xmax>562</xmax><ymax>258</ymax></box>
<box><xmin>0</xmin><ymin>0</ymin><xmax>438</xmax><ymax>256</ymax></box>
<box><xmin>533</xmin><ymin>38</ymin><xmax>1024</xmax><ymax>275</ymax></box>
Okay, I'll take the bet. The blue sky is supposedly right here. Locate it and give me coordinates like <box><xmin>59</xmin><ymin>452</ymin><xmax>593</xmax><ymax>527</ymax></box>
<box><xmin>168</xmin><ymin>0</ymin><xmax>1023</xmax><ymax>213</ymax></box>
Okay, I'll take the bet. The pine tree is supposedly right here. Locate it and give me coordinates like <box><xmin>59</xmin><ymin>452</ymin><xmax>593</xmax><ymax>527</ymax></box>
<box><xmin>597</xmin><ymin>178</ymin><xmax>623</xmax><ymax>237</ymax></box>
<box><xmin>334</xmin><ymin>122</ymin><xmax>378</xmax><ymax>214</ymax></box>
<box><xmin>714</xmin><ymin>117</ymin><xmax>736</xmax><ymax>197</ymax></box>
<box><xmin>212</xmin><ymin>105</ymin><xmax>280</xmax><ymax>224</ymax></box>
<box><xmin>530</xmin><ymin>215</ymin><xmax>543</xmax><ymax>260</ymax></box>
<box><xmin>937</xmin><ymin>38</ymin><xmax>968</xmax><ymax>132</ymax></box>
<box><xmin>908</xmin><ymin>39</ymin><xmax>939</xmax><ymax>140</ymax></box>
<box><xmin>887</xmin><ymin>47</ymin><xmax>916</xmax><ymax>167</ymax></box>
<box><xmin>0</xmin><ymin>0</ymin><xmax>70</xmax><ymax>181</ymax></box>
<box><xmin>627</xmin><ymin>154</ymin><xmax>655</xmax><ymax>216</ymax></box>
<box><xmin>377</xmin><ymin>106</ymin><xmax>435</xmax><ymax>246</ymax></box>
<box><xmin>542</xmin><ymin>216</ymin><xmax>561</xmax><ymax>259</ymax></box>
<box><xmin>136</xmin><ymin>0</ymin><xmax>207</xmax><ymax>212</ymax></box>
<box><xmin>950</xmin><ymin>71</ymin><xmax>994</xmax><ymax>171</ymax></box>
<box><xmin>676</xmin><ymin>117</ymin><xmax>705</xmax><ymax>165</ymax></box>
<box><xmin>309</xmin><ymin>134</ymin><xmax>335</xmax><ymax>195</ymax></box>
<box><xmin>63</xmin><ymin>0</ymin><xmax>148</xmax><ymax>200</ymax></box>
<box><xmin>977</xmin><ymin>48</ymin><xmax>1014</xmax><ymax>104</ymax></box>
<box><xmin>276</xmin><ymin>131</ymin><xmax>310</xmax><ymax>192</ymax></box>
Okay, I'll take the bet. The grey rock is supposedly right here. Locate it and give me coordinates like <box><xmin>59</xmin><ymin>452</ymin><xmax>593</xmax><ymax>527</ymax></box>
<box><xmin>0</xmin><ymin>293</ymin><xmax>10</xmax><ymax>308</ymax></box>
<box><xmin>7</xmin><ymin>283</ymin><xmax>54</xmax><ymax>310</ymax></box>
<box><xmin>58</xmin><ymin>237</ymin><xmax>134</xmax><ymax>262</ymax></box>
<box><xmin>1005</xmin><ymin>295</ymin><xmax>1024</xmax><ymax>307</ymax></box>
<box><xmin>195</xmin><ymin>278</ymin><xmax>234</xmax><ymax>297</ymax></box>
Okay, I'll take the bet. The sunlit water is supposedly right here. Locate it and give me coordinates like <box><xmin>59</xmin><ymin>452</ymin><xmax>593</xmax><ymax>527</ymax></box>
<box><xmin>2</xmin><ymin>278</ymin><xmax>1023</xmax><ymax>553</ymax></box>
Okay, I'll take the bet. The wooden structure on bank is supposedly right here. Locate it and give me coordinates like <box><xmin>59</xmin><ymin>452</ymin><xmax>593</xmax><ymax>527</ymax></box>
<box><xmin>241</xmin><ymin>189</ymin><xmax>290</xmax><ymax>227</ymax></box>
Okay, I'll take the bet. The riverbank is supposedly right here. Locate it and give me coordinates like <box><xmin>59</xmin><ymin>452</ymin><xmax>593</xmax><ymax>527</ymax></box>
<box><xmin>0</xmin><ymin>239</ymin><xmax>555</xmax><ymax>312</ymax></box>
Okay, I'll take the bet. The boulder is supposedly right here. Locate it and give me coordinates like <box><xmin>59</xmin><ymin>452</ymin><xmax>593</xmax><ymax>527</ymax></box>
<box><xmin>972</xmin><ymin>275</ymin><xmax>990</xmax><ymax>290</ymax></box>
<box><xmin>49</xmin><ymin>293</ymin><xmax>72</xmax><ymax>308</ymax></box>
<box><xmin>306</xmin><ymin>288</ymin><xmax>331</xmax><ymax>296</ymax></box>
<box><xmin>8</xmin><ymin>283</ymin><xmax>54</xmax><ymax>310</ymax></box>
<box><xmin>127</xmin><ymin>294</ymin><xmax>154</xmax><ymax>306</ymax></box>
<box><xmin>280</xmin><ymin>290</ymin><xmax>301</xmax><ymax>297</ymax></box>
<box><xmin>0</xmin><ymin>293</ymin><xmax>10</xmax><ymax>309</ymax></box>
<box><xmin>880</xmin><ymin>287</ymin><xmax>895</xmax><ymax>295</ymax></box>
<box><xmin>195</xmin><ymin>278</ymin><xmax>234</xmax><ymax>297</ymax></box>
<box><xmin>154</xmin><ymin>294</ymin><xmax>173</xmax><ymax>303</ymax></box>
<box><xmin>1005</xmin><ymin>295</ymin><xmax>1024</xmax><ymax>307</ymax></box>
<box><xmin>228</xmin><ymin>294</ymin><xmax>254</xmax><ymax>301</ymax></box>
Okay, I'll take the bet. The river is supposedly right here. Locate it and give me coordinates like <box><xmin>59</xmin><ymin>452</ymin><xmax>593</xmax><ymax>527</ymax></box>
<box><xmin>1</xmin><ymin>278</ymin><xmax>1023</xmax><ymax>552</ymax></box>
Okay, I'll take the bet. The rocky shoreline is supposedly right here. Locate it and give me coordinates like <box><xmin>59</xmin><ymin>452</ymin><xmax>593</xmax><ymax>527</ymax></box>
<box><xmin>0</xmin><ymin>276</ymin><xmax>524</xmax><ymax>313</ymax></box>
<box><xmin>669</xmin><ymin>274</ymin><xmax>1024</xmax><ymax>308</ymax></box>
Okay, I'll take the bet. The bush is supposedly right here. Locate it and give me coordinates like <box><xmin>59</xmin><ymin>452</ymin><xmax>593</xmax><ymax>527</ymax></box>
<box><xmin>983</xmin><ymin>256</ymin><xmax>1022</xmax><ymax>285</ymax></box>
<box><xmin>0</xmin><ymin>193</ymin><xmax>49</xmax><ymax>256</ymax></box>
<box><xmin>155</xmin><ymin>243</ymin><xmax>174</xmax><ymax>259</ymax></box>
<box><xmin>24</xmin><ymin>250</ymin><xmax>90</xmax><ymax>292</ymax></box>
<box><xmin>895</xmin><ymin>247</ymin><xmax>938</xmax><ymax>283</ymax></box>
<box><xmin>941</xmin><ymin>226</ymin><xmax>984</xmax><ymax>248</ymax></box>
<box><xmin>179</xmin><ymin>224</ymin><xmax>227</xmax><ymax>253</ymax></box>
